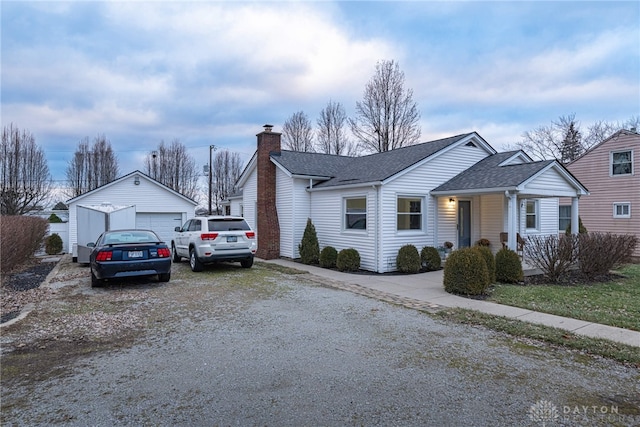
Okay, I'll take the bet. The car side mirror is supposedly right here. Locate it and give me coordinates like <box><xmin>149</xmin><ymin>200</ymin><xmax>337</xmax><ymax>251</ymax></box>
<box><xmin>87</xmin><ymin>242</ymin><xmax>95</xmax><ymax>247</ymax></box>
<box><xmin>174</xmin><ymin>226</ymin><xmax>182</xmax><ymax>232</ymax></box>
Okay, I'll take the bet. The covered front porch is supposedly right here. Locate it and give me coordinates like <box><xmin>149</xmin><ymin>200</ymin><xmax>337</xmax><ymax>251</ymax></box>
<box><xmin>430</xmin><ymin>151</ymin><xmax>589</xmax><ymax>254</ymax></box>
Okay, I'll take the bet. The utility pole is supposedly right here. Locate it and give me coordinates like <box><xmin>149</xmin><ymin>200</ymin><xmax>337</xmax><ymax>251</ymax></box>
<box><xmin>208</xmin><ymin>144</ymin><xmax>216</xmax><ymax>215</ymax></box>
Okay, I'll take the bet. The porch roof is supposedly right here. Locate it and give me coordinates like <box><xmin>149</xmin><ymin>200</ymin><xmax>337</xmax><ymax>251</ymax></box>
<box><xmin>431</xmin><ymin>151</ymin><xmax>587</xmax><ymax>196</ymax></box>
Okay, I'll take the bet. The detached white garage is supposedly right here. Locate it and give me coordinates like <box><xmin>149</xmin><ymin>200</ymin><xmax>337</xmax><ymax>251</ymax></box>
<box><xmin>67</xmin><ymin>170</ymin><xmax>198</xmax><ymax>261</ymax></box>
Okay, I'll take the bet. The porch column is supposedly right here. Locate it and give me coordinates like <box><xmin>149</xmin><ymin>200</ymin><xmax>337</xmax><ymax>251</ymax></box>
<box><xmin>571</xmin><ymin>196</ymin><xmax>579</xmax><ymax>234</ymax></box>
<box><xmin>506</xmin><ymin>191</ymin><xmax>518</xmax><ymax>250</ymax></box>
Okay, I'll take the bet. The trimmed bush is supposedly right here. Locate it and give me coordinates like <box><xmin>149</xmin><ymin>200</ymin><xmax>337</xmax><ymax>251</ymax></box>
<box><xmin>421</xmin><ymin>246</ymin><xmax>441</xmax><ymax>271</ymax></box>
<box><xmin>298</xmin><ymin>218</ymin><xmax>320</xmax><ymax>265</ymax></box>
<box><xmin>48</xmin><ymin>213</ymin><xmax>63</xmax><ymax>223</ymax></box>
<box><xmin>336</xmin><ymin>248</ymin><xmax>360</xmax><ymax>272</ymax></box>
<box><xmin>396</xmin><ymin>244</ymin><xmax>421</xmax><ymax>274</ymax></box>
<box><xmin>45</xmin><ymin>233</ymin><xmax>63</xmax><ymax>255</ymax></box>
<box><xmin>473</xmin><ymin>245</ymin><xmax>495</xmax><ymax>284</ymax></box>
<box><xmin>0</xmin><ymin>215</ymin><xmax>49</xmax><ymax>273</ymax></box>
<box><xmin>443</xmin><ymin>247</ymin><xmax>490</xmax><ymax>295</ymax></box>
<box><xmin>319</xmin><ymin>246</ymin><xmax>338</xmax><ymax>269</ymax></box>
<box><xmin>495</xmin><ymin>248</ymin><xmax>524</xmax><ymax>283</ymax></box>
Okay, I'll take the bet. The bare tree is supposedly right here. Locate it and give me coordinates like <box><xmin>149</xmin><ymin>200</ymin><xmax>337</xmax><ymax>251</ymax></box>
<box><xmin>66</xmin><ymin>135</ymin><xmax>119</xmax><ymax>197</ymax></box>
<box><xmin>144</xmin><ymin>139</ymin><xmax>200</xmax><ymax>200</ymax></box>
<box><xmin>316</xmin><ymin>100</ymin><xmax>357</xmax><ymax>156</ymax></box>
<box><xmin>282</xmin><ymin>111</ymin><xmax>314</xmax><ymax>152</ymax></box>
<box><xmin>1</xmin><ymin>123</ymin><xmax>52</xmax><ymax>215</ymax></box>
<box><xmin>349</xmin><ymin>60</ymin><xmax>421</xmax><ymax>153</ymax></box>
<box><xmin>212</xmin><ymin>150</ymin><xmax>243</xmax><ymax>213</ymax></box>
<box><xmin>515</xmin><ymin>114</ymin><xmax>640</xmax><ymax>161</ymax></box>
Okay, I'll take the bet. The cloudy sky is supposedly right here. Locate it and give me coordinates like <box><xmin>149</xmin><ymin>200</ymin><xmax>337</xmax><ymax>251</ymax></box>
<box><xmin>2</xmin><ymin>1</ymin><xmax>639</xmax><ymax>186</ymax></box>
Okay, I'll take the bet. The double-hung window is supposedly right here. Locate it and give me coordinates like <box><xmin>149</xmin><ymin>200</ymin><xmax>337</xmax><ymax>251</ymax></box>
<box><xmin>611</xmin><ymin>150</ymin><xmax>633</xmax><ymax>176</ymax></box>
<box><xmin>345</xmin><ymin>197</ymin><xmax>367</xmax><ymax>230</ymax></box>
<box><xmin>613</xmin><ymin>203</ymin><xmax>631</xmax><ymax>218</ymax></box>
<box><xmin>558</xmin><ymin>205</ymin><xmax>571</xmax><ymax>232</ymax></box>
<box><xmin>397</xmin><ymin>197</ymin><xmax>423</xmax><ymax>230</ymax></box>
<box><xmin>526</xmin><ymin>200</ymin><xmax>539</xmax><ymax>230</ymax></box>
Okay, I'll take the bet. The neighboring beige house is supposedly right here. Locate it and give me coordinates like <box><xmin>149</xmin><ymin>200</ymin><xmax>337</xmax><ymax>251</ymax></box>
<box><xmin>564</xmin><ymin>129</ymin><xmax>640</xmax><ymax>258</ymax></box>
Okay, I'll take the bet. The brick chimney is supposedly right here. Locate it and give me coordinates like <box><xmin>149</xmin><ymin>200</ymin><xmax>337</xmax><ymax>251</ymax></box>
<box><xmin>255</xmin><ymin>124</ymin><xmax>281</xmax><ymax>259</ymax></box>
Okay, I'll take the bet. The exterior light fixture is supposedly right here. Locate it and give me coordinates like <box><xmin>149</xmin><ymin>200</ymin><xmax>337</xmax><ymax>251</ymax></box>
<box><xmin>449</xmin><ymin>198</ymin><xmax>455</xmax><ymax>203</ymax></box>
<box><xmin>134</xmin><ymin>176</ymin><xmax>140</xmax><ymax>185</ymax></box>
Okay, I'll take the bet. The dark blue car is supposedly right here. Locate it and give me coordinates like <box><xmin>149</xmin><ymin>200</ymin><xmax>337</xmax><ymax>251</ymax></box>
<box><xmin>89</xmin><ymin>229</ymin><xmax>172</xmax><ymax>287</ymax></box>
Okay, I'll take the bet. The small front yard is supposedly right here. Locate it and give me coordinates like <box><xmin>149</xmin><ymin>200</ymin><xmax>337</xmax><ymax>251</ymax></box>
<box><xmin>488</xmin><ymin>264</ymin><xmax>640</xmax><ymax>331</ymax></box>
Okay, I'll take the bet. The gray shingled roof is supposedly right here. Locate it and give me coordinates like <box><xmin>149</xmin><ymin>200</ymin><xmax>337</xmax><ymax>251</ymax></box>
<box><xmin>271</xmin><ymin>133</ymin><xmax>473</xmax><ymax>188</ymax></box>
<box><xmin>432</xmin><ymin>151</ymin><xmax>555</xmax><ymax>192</ymax></box>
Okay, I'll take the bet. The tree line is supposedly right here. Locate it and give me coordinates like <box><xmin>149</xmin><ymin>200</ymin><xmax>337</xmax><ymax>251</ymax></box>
<box><xmin>2</xmin><ymin>58</ymin><xmax>637</xmax><ymax>215</ymax></box>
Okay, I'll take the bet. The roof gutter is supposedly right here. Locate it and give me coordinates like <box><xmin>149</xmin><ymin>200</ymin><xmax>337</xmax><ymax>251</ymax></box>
<box><xmin>308</xmin><ymin>181</ymin><xmax>384</xmax><ymax>192</ymax></box>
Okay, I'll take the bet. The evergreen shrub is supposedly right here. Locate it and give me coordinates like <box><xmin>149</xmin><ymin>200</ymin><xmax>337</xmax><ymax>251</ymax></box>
<box><xmin>495</xmin><ymin>247</ymin><xmax>524</xmax><ymax>283</ymax></box>
<box><xmin>443</xmin><ymin>247</ymin><xmax>490</xmax><ymax>295</ymax></box>
<box><xmin>396</xmin><ymin>244</ymin><xmax>421</xmax><ymax>274</ymax></box>
<box><xmin>319</xmin><ymin>246</ymin><xmax>338</xmax><ymax>269</ymax></box>
<box><xmin>472</xmin><ymin>245</ymin><xmax>495</xmax><ymax>284</ymax></box>
<box><xmin>421</xmin><ymin>246</ymin><xmax>441</xmax><ymax>271</ymax></box>
<box><xmin>336</xmin><ymin>248</ymin><xmax>360</xmax><ymax>272</ymax></box>
<box><xmin>45</xmin><ymin>233</ymin><xmax>63</xmax><ymax>255</ymax></box>
<box><xmin>298</xmin><ymin>218</ymin><xmax>320</xmax><ymax>265</ymax></box>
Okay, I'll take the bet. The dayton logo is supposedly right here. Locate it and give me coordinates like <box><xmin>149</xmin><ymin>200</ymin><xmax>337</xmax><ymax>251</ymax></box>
<box><xmin>528</xmin><ymin>400</ymin><xmax>559</xmax><ymax>426</ymax></box>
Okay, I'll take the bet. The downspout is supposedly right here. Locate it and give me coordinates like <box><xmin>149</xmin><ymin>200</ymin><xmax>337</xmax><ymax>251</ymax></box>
<box><xmin>373</xmin><ymin>184</ymin><xmax>380</xmax><ymax>272</ymax></box>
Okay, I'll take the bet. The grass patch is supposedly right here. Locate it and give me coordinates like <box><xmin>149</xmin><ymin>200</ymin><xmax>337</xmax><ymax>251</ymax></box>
<box><xmin>489</xmin><ymin>264</ymin><xmax>640</xmax><ymax>331</ymax></box>
<box><xmin>434</xmin><ymin>308</ymin><xmax>640</xmax><ymax>365</ymax></box>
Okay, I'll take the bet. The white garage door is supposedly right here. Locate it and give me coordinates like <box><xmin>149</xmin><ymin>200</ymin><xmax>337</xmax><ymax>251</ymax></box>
<box><xmin>136</xmin><ymin>213</ymin><xmax>183</xmax><ymax>244</ymax></box>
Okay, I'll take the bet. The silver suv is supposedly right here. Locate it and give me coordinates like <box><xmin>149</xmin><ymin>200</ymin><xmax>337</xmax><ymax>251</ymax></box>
<box><xmin>172</xmin><ymin>216</ymin><xmax>257</xmax><ymax>271</ymax></box>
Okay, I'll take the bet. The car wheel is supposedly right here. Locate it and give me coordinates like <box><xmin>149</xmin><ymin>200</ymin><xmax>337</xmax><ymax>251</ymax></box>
<box><xmin>172</xmin><ymin>243</ymin><xmax>181</xmax><ymax>263</ymax></box>
<box><xmin>189</xmin><ymin>248</ymin><xmax>204</xmax><ymax>272</ymax></box>
<box><xmin>158</xmin><ymin>273</ymin><xmax>171</xmax><ymax>282</ymax></box>
<box><xmin>90</xmin><ymin>269</ymin><xmax>102</xmax><ymax>288</ymax></box>
<box><xmin>241</xmin><ymin>257</ymin><xmax>254</xmax><ymax>268</ymax></box>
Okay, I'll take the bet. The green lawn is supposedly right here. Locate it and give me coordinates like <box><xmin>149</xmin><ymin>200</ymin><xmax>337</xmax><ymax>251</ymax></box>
<box><xmin>488</xmin><ymin>264</ymin><xmax>640</xmax><ymax>331</ymax></box>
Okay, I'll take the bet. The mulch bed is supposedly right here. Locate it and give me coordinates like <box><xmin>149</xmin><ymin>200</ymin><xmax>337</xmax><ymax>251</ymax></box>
<box><xmin>1</xmin><ymin>259</ymin><xmax>58</xmax><ymax>324</ymax></box>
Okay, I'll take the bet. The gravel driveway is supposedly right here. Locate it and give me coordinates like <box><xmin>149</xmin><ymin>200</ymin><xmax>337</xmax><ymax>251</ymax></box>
<box><xmin>1</xmin><ymin>256</ymin><xmax>639</xmax><ymax>426</ymax></box>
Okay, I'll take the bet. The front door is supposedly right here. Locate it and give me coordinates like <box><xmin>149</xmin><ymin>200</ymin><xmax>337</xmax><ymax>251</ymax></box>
<box><xmin>458</xmin><ymin>200</ymin><xmax>471</xmax><ymax>248</ymax></box>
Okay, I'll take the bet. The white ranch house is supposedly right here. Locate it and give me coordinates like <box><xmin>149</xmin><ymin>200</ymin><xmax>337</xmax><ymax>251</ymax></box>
<box><xmin>231</xmin><ymin>126</ymin><xmax>588</xmax><ymax>273</ymax></box>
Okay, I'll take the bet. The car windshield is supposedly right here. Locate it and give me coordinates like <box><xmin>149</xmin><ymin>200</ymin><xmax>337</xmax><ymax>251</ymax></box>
<box><xmin>208</xmin><ymin>218</ymin><xmax>250</xmax><ymax>232</ymax></box>
<box><xmin>103</xmin><ymin>231</ymin><xmax>159</xmax><ymax>245</ymax></box>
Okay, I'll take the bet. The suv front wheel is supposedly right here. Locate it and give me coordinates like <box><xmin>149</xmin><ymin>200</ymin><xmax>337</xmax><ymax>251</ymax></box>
<box><xmin>189</xmin><ymin>248</ymin><xmax>204</xmax><ymax>272</ymax></box>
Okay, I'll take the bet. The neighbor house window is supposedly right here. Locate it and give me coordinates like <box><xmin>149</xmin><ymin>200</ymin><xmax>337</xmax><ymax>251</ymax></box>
<box><xmin>613</xmin><ymin>202</ymin><xmax>631</xmax><ymax>218</ymax></box>
<box><xmin>526</xmin><ymin>200</ymin><xmax>539</xmax><ymax>230</ymax></box>
<box><xmin>345</xmin><ymin>197</ymin><xmax>367</xmax><ymax>230</ymax></box>
<box><xmin>558</xmin><ymin>205</ymin><xmax>571</xmax><ymax>232</ymax></box>
<box><xmin>611</xmin><ymin>150</ymin><xmax>633</xmax><ymax>176</ymax></box>
<box><xmin>397</xmin><ymin>197</ymin><xmax>422</xmax><ymax>230</ymax></box>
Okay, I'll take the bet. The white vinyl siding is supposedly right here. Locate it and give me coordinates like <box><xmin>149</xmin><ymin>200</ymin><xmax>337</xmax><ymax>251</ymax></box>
<box><xmin>311</xmin><ymin>188</ymin><xmax>377</xmax><ymax>272</ymax></box>
<box><xmin>275</xmin><ymin>167</ymin><xmax>294</xmax><ymax>258</ymax></box>
<box><xmin>479</xmin><ymin>194</ymin><xmax>504</xmax><ymax>253</ymax></box>
<box><xmin>242</xmin><ymin>169</ymin><xmax>258</xmax><ymax>231</ymax></box>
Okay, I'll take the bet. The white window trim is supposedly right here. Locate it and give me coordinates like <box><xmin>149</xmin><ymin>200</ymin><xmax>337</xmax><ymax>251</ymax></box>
<box><xmin>343</xmin><ymin>196</ymin><xmax>367</xmax><ymax>232</ymax></box>
<box><xmin>525</xmin><ymin>199</ymin><xmax>539</xmax><ymax>231</ymax></box>
<box><xmin>613</xmin><ymin>202</ymin><xmax>631</xmax><ymax>219</ymax></box>
<box><xmin>610</xmin><ymin>149</ymin><xmax>634</xmax><ymax>177</ymax></box>
<box><xmin>396</xmin><ymin>195</ymin><xmax>425</xmax><ymax>232</ymax></box>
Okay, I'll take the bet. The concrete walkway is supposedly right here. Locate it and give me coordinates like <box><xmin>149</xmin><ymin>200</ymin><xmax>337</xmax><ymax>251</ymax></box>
<box><xmin>261</xmin><ymin>258</ymin><xmax>640</xmax><ymax>348</ymax></box>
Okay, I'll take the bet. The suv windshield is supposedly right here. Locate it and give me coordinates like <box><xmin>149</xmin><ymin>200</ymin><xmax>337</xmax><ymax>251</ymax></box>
<box><xmin>208</xmin><ymin>218</ymin><xmax>250</xmax><ymax>232</ymax></box>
